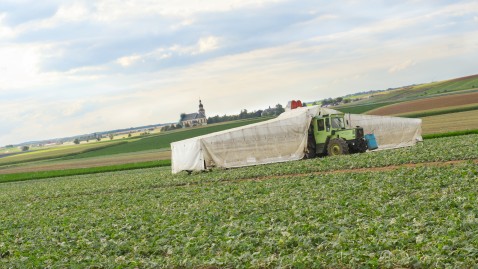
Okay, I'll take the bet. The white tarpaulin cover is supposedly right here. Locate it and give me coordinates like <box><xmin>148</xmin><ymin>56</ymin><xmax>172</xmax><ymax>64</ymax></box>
<box><xmin>171</xmin><ymin>106</ymin><xmax>422</xmax><ymax>173</ymax></box>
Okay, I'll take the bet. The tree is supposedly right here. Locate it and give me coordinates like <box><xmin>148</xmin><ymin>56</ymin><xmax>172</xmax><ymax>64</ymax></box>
<box><xmin>180</xmin><ymin>113</ymin><xmax>187</xmax><ymax>122</ymax></box>
<box><xmin>128</xmin><ymin>133</ymin><xmax>132</xmax><ymax>138</ymax></box>
<box><xmin>20</xmin><ymin>146</ymin><xmax>29</xmax><ymax>151</ymax></box>
<box><xmin>108</xmin><ymin>133</ymin><xmax>114</xmax><ymax>140</ymax></box>
<box><xmin>239</xmin><ymin>109</ymin><xmax>248</xmax><ymax>119</ymax></box>
<box><xmin>73</xmin><ymin>139</ymin><xmax>80</xmax><ymax>144</ymax></box>
<box><xmin>275</xmin><ymin>104</ymin><xmax>285</xmax><ymax>115</ymax></box>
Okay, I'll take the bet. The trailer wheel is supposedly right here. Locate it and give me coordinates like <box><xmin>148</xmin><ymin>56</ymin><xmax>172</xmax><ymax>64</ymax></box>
<box><xmin>327</xmin><ymin>138</ymin><xmax>349</xmax><ymax>156</ymax></box>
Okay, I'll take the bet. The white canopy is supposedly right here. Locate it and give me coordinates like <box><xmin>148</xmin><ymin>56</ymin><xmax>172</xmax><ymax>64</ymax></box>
<box><xmin>171</xmin><ymin>106</ymin><xmax>422</xmax><ymax>173</ymax></box>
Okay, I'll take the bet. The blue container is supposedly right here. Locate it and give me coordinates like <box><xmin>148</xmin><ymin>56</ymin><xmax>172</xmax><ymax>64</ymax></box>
<box><xmin>365</xmin><ymin>134</ymin><xmax>378</xmax><ymax>150</ymax></box>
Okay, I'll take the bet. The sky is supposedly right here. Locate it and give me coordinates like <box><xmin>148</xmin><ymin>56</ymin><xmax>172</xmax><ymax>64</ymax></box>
<box><xmin>1</xmin><ymin>0</ymin><xmax>478</xmax><ymax>145</ymax></box>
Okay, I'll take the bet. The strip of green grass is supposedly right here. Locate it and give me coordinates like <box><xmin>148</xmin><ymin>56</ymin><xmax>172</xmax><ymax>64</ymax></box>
<box><xmin>0</xmin><ymin>160</ymin><xmax>171</xmax><ymax>184</ymax></box>
<box><xmin>66</xmin><ymin>117</ymin><xmax>272</xmax><ymax>159</ymax></box>
<box><xmin>422</xmin><ymin>129</ymin><xmax>478</xmax><ymax>139</ymax></box>
<box><xmin>397</xmin><ymin>105</ymin><xmax>478</xmax><ymax>118</ymax></box>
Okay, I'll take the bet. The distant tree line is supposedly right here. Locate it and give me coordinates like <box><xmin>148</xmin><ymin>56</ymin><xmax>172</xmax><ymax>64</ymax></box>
<box><xmin>160</xmin><ymin>124</ymin><xmax>183</xmax><ymax>132</ymax></box>
<box><xmin>207</xmin><ymin>104</ymin><xmax>285</xmax><ymax>124</ymax></box>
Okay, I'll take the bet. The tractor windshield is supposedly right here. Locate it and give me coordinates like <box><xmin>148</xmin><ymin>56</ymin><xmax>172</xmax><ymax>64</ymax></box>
<box><xmin>331</xmin><ymin>117</ymin><xmax>345</xmax><ymax>129</ymax></box>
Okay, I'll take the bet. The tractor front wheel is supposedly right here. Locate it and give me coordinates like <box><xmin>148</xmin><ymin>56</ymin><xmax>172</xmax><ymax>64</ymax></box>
<box><xmin>327</xmin><ymin>138</ymin><xmax>349</xmax><ymax>156</ymax></box>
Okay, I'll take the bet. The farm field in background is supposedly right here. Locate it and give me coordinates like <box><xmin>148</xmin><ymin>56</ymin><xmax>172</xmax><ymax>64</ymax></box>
<box><xmin>421</xmin><ymin>110</ymin><xmax>478</xmax><ymax>135</ymax></box>
<box><xmin>0</xmin><ymin>150</ymin><xmax>171</xmax><ymax>175</ymax></box>
<box><xmin>0</xmin><ymin>141</ymin><xmax>126</xmax><ymax>166</ymax></box>
<box><xmin>65</xmin><ymin>117</ymin><xmax>272</xmax><ymax>160</ymax></box>
<box><xmin>1</xmin><ymin>134</ymin><xmax>478</xmax><ymax>267</ymax></box>
<box><xmin>0</xmin><ymin>117</ymin><xmax>271</xmax><ymax>175</ymax></box>
<box><xmin>394</xmin><ymin>103</ymin><xmax>478</xmax><ymax>118</ymax></box>
<box><xmin>348</xmin><ymin>74</ymin><xmax>478</xmax><ymax>105</ymax></box>
<box><xmin>334</xmin><ymin>101</ymin><xmax>397</xmax><ymax>114</ymax></box>
<box><xmin>366</xmin><ymin>91</ymin><xmax>478</xmax><ymax>116</ymax></box>
<box><xmin>333</xmin><ymin>74</ymin><xmax>478</xmax><ymax>114</ymax></box>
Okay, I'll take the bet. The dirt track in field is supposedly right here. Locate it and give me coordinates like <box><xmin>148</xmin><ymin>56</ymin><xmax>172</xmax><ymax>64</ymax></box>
<box><xmin>367</xmin><ymin>92</ymin><xmax>478</xmax><ymax>115</ymax></box>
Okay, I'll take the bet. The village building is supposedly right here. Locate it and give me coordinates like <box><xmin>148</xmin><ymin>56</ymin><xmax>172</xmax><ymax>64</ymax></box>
<box><xmin>180</xmin><ymin>100</ymin><xmax>207</xmax><ymax>127</ymax></box>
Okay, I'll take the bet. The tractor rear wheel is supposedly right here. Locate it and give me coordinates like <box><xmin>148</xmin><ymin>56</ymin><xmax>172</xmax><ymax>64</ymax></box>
<box><xmin>304</xmin><ymin>134</ymin><xmax>316</xmax><ymax>159</ymax></box>
<box><xmin>327</xmin><ymin>138</ymin><xmax>349</xmax><ymax>156</ymax></box>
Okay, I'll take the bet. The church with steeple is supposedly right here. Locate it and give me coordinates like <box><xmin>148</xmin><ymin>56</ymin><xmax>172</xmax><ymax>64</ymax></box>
<box><xmin>180</xmin><ymin>100</ymin><xmax>207</xmax><ymax>127</ymax></box>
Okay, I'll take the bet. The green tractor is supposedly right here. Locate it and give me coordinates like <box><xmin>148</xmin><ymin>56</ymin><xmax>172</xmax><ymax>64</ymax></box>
<box><xmin>305</xmin><ymin>113</ymin><xmax>369</xmax><ymax>158</ymax></box>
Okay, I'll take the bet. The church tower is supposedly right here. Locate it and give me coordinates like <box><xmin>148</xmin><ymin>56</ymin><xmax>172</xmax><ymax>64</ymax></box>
<box><xmin>198</xmin><ymin>99</ymin><xmax>206</xmax><ymax>117</ymax></box>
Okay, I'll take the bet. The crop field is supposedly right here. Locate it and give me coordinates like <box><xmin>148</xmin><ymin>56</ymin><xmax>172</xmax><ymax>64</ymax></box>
<box><xmin>1</xmin><ymin>134</ymin><xmax>478</xmax><ymax>267</ymax></box>
<box><xmin>366</xmin><ymin>91</ymin><xmax>478</xmax><ymax>116</ymax></box>
<box><xmin>421</xmin><ymin>110</ymin><xmax>478</xmax><ymax>135</ymax></box>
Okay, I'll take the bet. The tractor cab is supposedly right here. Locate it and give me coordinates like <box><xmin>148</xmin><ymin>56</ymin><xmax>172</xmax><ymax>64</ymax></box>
<box><xmin>306</xmin><ymin>113</ymin><xmax>368</xmax><ymax>158</ymax></box>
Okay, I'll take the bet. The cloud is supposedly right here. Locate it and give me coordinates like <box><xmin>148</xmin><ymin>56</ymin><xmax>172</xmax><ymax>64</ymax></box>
<box><xmin>116</xmin><ymin>54</ymin><xmax>142</xmax><ymax>67</ymax></box>
<box><xmin>114</xmin><ymin>35</ymin><xmax>221</xmax><ymax>69</ymax></box>
<box><xmin>94</xmin><ymin>0</ymin><xmax>284</xmax><ymax>20</ymax></box>
<box><xmin>0</xmin><ymin>13</ymin><xmax>14</xmax><ymax>38</ymax></box>
<box><xmin>197</xmin><ymin>36</ymin><xmax>221</xmax><ymax>54</ymax></box>
<box><xmin>388</xmin><ymin>60</ymin><xmax>417</xmax><ymax>73</ymax></box>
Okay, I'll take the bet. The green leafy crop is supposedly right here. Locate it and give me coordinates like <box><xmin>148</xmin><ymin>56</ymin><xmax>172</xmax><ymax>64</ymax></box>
<box><xmin>0</xmin><ymin>135</ymin><xmax>477</xmax><ymax>268</ymax></box>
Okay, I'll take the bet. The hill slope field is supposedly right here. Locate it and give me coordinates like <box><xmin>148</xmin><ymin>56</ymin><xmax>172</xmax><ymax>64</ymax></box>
<box><xmin>336</xmin><ymin>74</ymin><xmax>478</xmax><ymax>114</ymax></box>
<box><xmin>366</xmin><ymin>91</ymin><xmax>478</xmax><ymax>116</ymax></box>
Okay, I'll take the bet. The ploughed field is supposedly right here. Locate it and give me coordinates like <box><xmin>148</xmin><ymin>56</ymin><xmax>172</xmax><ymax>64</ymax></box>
<box><xmin>1</xmin><ymin>134</ymin><xmax>478</xmax><ymax>268</ymax></box>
